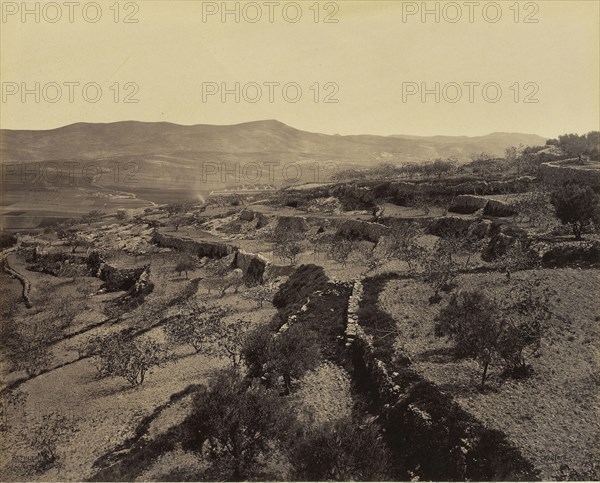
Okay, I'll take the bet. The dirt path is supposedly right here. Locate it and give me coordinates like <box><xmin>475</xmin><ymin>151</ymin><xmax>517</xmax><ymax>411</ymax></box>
<box><xmin>1</xmin><ymin>249</ymin><xmax>32</xmax><ymax>308</ymax></box>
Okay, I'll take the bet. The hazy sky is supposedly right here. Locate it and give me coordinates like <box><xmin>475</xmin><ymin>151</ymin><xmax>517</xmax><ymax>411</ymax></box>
<box><xmin>1</xmin><ymin>0</ymin><xmax>598</xmax><ymax>137</ymax></box>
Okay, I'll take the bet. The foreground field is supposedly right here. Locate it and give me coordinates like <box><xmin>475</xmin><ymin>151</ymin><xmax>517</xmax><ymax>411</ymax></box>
<box><xmin>378</xmin><ymin>268</ymin><xmax>599</xmax><ymax>479</ymax></box>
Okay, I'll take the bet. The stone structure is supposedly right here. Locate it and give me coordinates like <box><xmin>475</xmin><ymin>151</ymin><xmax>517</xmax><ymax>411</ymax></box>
<box><xmin>344</xmin><ymin>279</ymin><xmax>538</xmax><ymax>480</ymax></box>
<box><xmin>449</xmin><ymin>195</ymin><xmax>515</xmax><ymax>217</ymax></box>
<box><xmin>151</xmin><ymin>230</ymin><xmax>234</xmax><ymax>258</ymax></box>
<box><xmin>539</xmin><ymin>159</ymin><xmax>600</xmax><ymax>188</ymax></box>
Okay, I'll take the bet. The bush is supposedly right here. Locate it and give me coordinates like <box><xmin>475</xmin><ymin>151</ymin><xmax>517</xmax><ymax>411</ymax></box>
<box><xmin>242</xmin><ymin>323</ymin><xmax>320</xmax><ymax>394</ymax></box>
<box><xmin>241</xmin><ymin>322</ymin><xmax>275</xmax><ymax>380</ymax></box>
<box><xmin>288</xmin><ymin>416</ymin><xmax>391</xmax><ymax>481</ymax></box>
<box><xmin>493</xmin><ymin>239</ymin><xmax>537</xmax><ymax>280</ymax></box>
<box><xmin>5</xmin><ymin>319</ymin><xmax>57</xmax><ymax>377</ymax></box>
<box><xmin>81</xmin><ymin>210</ymin><xmax>105</xmax><ymax>224</ymax></box>
<box><xmin>88</xmin><ymin>333</ymin><xmax>164</xmax><ymax>386</ymax></box>
<box><xmin>174</xmin><ymin>254</ymin><xmax>197</xmax><ymax>278</ymax></box>
<box><xmin>551</xmin><ymin>183</ymin><xmax>600</xmax><ymax>239</ymax></box>
<box><xmin>163</xmin><ymin>302</ymin><xmax>226</xmax><ymax>352</ymax></box>
<box><xmin>435</xmin><ymin>283</ymin><xmax>551</xmax><ymax>388</ymax></box>
<box><xmin>0</xmin><ymin>232</ymin><xmax>17</xmax><ymax>249</ymax></box>
<box><xmin>422</xmin><ymin>245</ymin><xmax>459</xmax><ymax>300</ymax></box>
<box><xmin>25</xmin><ymin>412</ymin><xmax>78</xmax><ymax>473</ymax></box>
<box><xmin>182</xmin><ymin>368</ymin><xmax>295</xmax><ymax>480</ymax></box>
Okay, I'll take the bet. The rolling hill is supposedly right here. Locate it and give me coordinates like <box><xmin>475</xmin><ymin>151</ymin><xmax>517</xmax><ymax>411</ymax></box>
<box><xmin>0</xmin><ymin>120</ymin><xmax>547</xmax><ymax>194</ymax></box>
<box><xmin>1</xmin><ymin>119</ymin><xmax>546</xmax><ymax>164</ymax></box>
<box><xmin>0</xmin><ymin>120</ymin><xmax>546</xmax><ymax>230</ymax></box>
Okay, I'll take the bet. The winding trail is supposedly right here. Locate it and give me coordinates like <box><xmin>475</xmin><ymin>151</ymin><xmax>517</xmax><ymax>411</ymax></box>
<box><xmin>1</xmin><ymin>248</ymin><xmax>32</xmax><ymax>308</ymax></box>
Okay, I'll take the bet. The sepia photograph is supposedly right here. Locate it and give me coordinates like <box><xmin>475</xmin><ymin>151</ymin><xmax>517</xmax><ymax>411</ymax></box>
<box><xmin>0</xmin><ymin>0</ymin><xmax>599</xmax><ymax>481</ymax></box>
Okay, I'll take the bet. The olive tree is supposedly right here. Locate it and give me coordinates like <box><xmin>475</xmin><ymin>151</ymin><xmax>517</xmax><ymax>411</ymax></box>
<box><xmin>183</xmin><ymin>368</ymin><xmax>296</xmax><ymax>480</ymax></box>
<box><xmin>87</xmin><ymin>333</ymin><xmax>164</xmax><ymax>386</ymax></box>
<box><xmin>163</xmin><ymin>302</ymin><xmax>227</xmax><ymax>352</ymax></box>
<box><xmin>551</xmin><ymin>182</ymin><xmax>600</xmax><ymax>240</ymax></box>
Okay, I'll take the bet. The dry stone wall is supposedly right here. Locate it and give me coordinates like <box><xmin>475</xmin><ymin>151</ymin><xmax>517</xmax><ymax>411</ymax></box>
<box><xmin>151</xmin><ymin>230</ymin><xmax>234</xmax><ymax>258</ymax></box>
<box><xmin>540</xmin><ymin>160</ymin><xmax>600</xmax><ymax>188</ymax></box>
<box><xmin>345</xmin><ymin>277</ymin><xmax>538</xmax><ymax>480</ymax></box>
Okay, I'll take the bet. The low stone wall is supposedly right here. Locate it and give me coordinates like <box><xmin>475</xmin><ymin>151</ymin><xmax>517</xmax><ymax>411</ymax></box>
<box><xmin>346</xmin><ymin>278</ymin><xmax>538</xmax><ymax>480</ymax></box>
<box><xmin>483</xmin><ymin>198</ymin><xmax>516</xmax><ymax>217</ymax></box>
<box><xmin>152</xmin><ymin>230</ymin><xmax>235</xmax><ymax>258</ymax></box>
<box><xmin>154</xmin><ymin>229</ymin><xmax>291</xmax><ymax>285</ymax></box>
<box><xmin>427</xmin><ymin>216</ymin><xmax>477</xmax><ymax>237</ymax></box>
<box><xmin>334</xmin><ymin>219</ymin><xmax>390</xmax><ymax>243</ymax></box>
<box><xmin>378</xmin><ymin>216</ymin><xmax>432</xmax><ymax>232</ymax></box>
<box><xmin>274</xmin><ymin>215</ymin><xmax>310</xmax><ymax>233</ymax></box>
<box><xmin>539</xmin><ymin>160</ymin><xmax>600</xmax><ymax>188</ymax></box>
<box><xmin>239</xmin><ymin>209</ymin><xmax>270</xmax><ymax>228</ymax></box>
<box><xmin>345</xmin><ymin>279</ymin><xmax>362</xmax><ymax>346</ymax></box>
<box><xmin>449</xmin><ymin>195</ymin><xmax>515</xmax><ymax>217</ymax></box>
<box><xmin>86</xmin><ymin>250</ymin><xmax>152</xmax><ymax>293</ymax></box>
<box><xmin>448</xmin><ymin>194</ymin><xmax>488</xmax><ymax>214</ymax></box>
<box><xmin>530</xmin><ymin>239</ymin><xmax>600</xmax><ymax>267</ymax></box>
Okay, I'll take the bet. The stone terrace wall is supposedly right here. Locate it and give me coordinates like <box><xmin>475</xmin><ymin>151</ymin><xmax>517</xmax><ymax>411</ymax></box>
<box><xmin>345</xmin><ymin>278</ymin><xmax>538</xmax><ymax>481</ymax></box>
<box><xmin>154</xmin><ymin>229</ymin><xmax>293</xmax><ymax>284</ymax></box>
<box><xmin>449</xmin><ymin>195</ymin><xmax>515</xmax><ymax>217</ymax></box>
<box><xmin>540</xmin><ymin>160</ymin><xmax>600</xmax><ymax>188</ymax></box>
<box><xmin>152</xmin><ymin>230</ymin><xmax>235</xmax><ymax>258</ymax></box>
<box><xmin>333</xmin><ymin>219</ymin><xmax>390</xmax><ymax>243</ymax></box>
<box><xmin>448</xmin><ymin>194</ymin><xmax>488</xmax><ymax>214</ymax></box>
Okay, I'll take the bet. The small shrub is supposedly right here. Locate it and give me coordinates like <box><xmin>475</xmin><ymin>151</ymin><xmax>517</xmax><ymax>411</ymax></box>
<box><xmin>551</xmin><ymin>182</ymin><xmax>600</xmax><ymax>240</ymax></box>
<box><xmin>88</xmin><ymin>333</ymin><xmax>164</xmax><ymax>386</ymax></box>
<box><xmin>435</xmin><ymin>289</ymin><xmax>502</xmax><ymax>389</ymax></box>
<box><xmin>25</xmin><ymin>412</ymin><xmax>78</xmax><ymax>474</ymax></box>
<box><xmin>174</xmin><ymin>254</ymin><xmax>197</xmax><ymax>279</ymax></box>
<box><xmin>288</xmin><ymin>416</ymin><xmax>392</xmax><ymax>481</ymax></box>
<box><xmin>422</xmin><ymin>245</ymin><xmax>459</xmax><ymax>300</ymax></box>
<box><xmin>242</xmin><ymin>323</ymin><xmax>320</xmax><ymax>394</ymax></box>
<box><xmin>163</xmin><ymin>303</ymin><xmax>226</xmax><ymax>353</ymax></box>
<box><xmin>182</xmin><ymin>368</ymin><xmax>295</xmax><ymax>480</ymax></box>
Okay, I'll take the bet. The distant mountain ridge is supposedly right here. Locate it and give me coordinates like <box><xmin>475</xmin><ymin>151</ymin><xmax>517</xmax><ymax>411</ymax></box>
<box><xmin>0</xmin><ymin>120</ymin><xmax>547</xmax><ymax>191</ymax></box>
<box><xmin>1</xmin><ymin>120</ymin><xmax>547</xmax><ymax>164</ymax></box>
